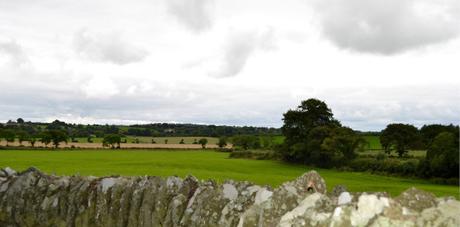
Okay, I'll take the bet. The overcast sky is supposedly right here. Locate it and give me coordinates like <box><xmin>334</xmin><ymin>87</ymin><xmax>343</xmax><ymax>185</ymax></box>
<box><xmin>1</xmin><ymin>0</ymin><xmax>459</xmax><ymax>131</ymax></box>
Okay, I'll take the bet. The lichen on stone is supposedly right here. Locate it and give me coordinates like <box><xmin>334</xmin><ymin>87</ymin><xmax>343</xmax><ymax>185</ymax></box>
<box><xmin>0</xmin><ymin>167</ymin><xmax>458</xmax><ymax>227</ymax></box>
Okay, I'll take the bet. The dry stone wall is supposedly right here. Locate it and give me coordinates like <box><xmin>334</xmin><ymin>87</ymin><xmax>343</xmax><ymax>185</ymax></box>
<box><xmin>0</xmin><ymin>167</ymin><xmax>459</xmax><ymax>227</ymax></box>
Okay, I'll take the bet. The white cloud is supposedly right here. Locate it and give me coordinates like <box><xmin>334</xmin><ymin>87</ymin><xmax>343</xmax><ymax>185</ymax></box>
<box><xmin>310</xmin><ymin>0</ymin><xmax>460</xmax><ymax>54</ymax></box>
<box><xmin>0</xmin><ymin>40</ymin><xmax>30</xmax><ymax>67</ymax></box>
<box><xmin>81</xmin><ymin>76</ymin><xmax>120</xmax><ymax>99</ymax></box>
<box><xmin>0</xmin><ymin>0</ymin><xmax>459</xmax><ymax>130</ymax></box>
<box><xmin>210</xmin><ymin>28</ymin><xmax>277</xmax><ymax>78</ymax></box>
<box><xmin>73</xmin><ymin>29</ymin><xmax>148</xmax><ymax>65</ymax></box>
<box><xmin>167</xmin><ymin>0</ymin><xmax>214</xmax><ymax>32</ymax></box>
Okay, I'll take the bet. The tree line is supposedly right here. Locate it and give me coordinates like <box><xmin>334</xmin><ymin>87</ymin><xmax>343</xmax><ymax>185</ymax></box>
<box><xmin>0</xmin><ymin>119</ymin><xmax>280</xmax><ymax>148</ymax></box>
<box><xmin>276</xmin><ymin>99</ymin><xmax>459</xmax><ymax>181</ymax></box>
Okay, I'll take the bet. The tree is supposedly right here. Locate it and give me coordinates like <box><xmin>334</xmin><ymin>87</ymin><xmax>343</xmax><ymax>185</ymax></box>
<box><xmin>420</xmin><ymin>124</ymin><xmax>458</xmax><ymax>148</ymax></box>
<box><xmin>102</xmin><ymin>134</ymin><xmax>121</xmax><ymax>149</ymax></box>
<box><xmin>232</xmin><ymin>135</ymin><xmax>260</xmax><ymax>150</ymax></box>
<box><xmin>280</xmin><ymin>99</ymin><xmax>340</xmax><ymax>162</ymax></box>
<box><xmin>198</xmin><ymin>138</ymin><xmax>208</xmax><ymax>148</ymax></box>
<box><xmin>380</xmin><ymin>123</ymin><xmax>418</xmax><ymax>157</ymax></box>
<box><xmin>29</xmin><ymin>137</ymin><xmax>37</xmax><ymax>147</ymax></box>
<box><xmin>49</xmin><ymin>130</ymin><xmax>68</xmax><ymax>148</ymax></box>
<box><xmin>320</xmin><ymin>127</ymin><xmax>366</xmax><ymax>163</ymax></box>
<box><xmin>17</xmin><ymin>131</ymin><xmax>30</xmax><ymax>145</ymax></box>
<box><xmin>16</xmin><ymin>118</ymin><xmax>25</xmax><ymax>124</ymax></box>
<box><xmin>2</xmin><ymin>130</ymin><xmax>15</xmax><ymax>146</ymax></box>
<box><xmin>217</xmin><ymin>137</ymin><xmax>227</xmax><ymax>148</ymax></box>
<box><xmin>40</xmin><ymin>132</ymin><xmax>52</xmax><ymax>147</ymax></box>
<box><xmin>423</xmin><ymin>132</ymin><xmax>459</xmax><ymax>178</ymax></box>
<box><xmin>282</xmin><ymin>98</ymin><xmax>339</xmax><ymax>148</ymax></box>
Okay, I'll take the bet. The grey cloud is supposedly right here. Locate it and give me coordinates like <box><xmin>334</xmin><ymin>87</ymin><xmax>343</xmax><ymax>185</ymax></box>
<box><xmin>0</xmin><ymin>40</ymin><xmax>29</xmax><ymax>66</ymax></box>
<box><xmin>212</xmin><ymin>28</ymin><xmax>277</xmax><ymax>78</ymax></box>
<box><xmin>73</xmin><ymin>29</ymin><xmax>148</xmax><ymax>65</ymax></box>
<box><xmin>167</xmin><ymin>0</ymin><xmax>213</xmax><ymax>33</ymax></box>
<box><xmin>322</xmin><ymin>85</ymin><xmax>460</xmax><ymax>131</ymax></box>
<box><xmin>0</xmin><ymin>71</ymin><xmax>458</xmax><ymax>130</ymax></box>
<box><xmin>310</xmin><ymin>0</ymin><xmax>460</xmax><ymax>54</ymax></box>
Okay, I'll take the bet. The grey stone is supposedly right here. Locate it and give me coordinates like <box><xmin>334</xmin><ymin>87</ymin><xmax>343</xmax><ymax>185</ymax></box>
<box><xmin>0</xmin><ymin>167</ymin><xmax>459</xmax><ymax>227</ymax></box>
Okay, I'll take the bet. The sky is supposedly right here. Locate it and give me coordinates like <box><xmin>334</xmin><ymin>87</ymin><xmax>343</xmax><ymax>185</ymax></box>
<box><xmin>0</xmin><ymin>0</ymin><xmax>459</xmax><ymax>131</ymax></box>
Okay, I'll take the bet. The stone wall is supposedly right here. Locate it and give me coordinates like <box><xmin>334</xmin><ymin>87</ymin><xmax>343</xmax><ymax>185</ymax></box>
<box><xmin>0</xmin><ymin>167</ymin><xmax>459</xmax><ymax>226</ymax></box>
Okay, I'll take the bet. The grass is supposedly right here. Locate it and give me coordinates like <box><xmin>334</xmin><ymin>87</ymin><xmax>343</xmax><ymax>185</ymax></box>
<box><xmin>0</xmin><ymin>149</ymin><xmax>457</xmax><ymax>198</ymax></box>
<box><xmin>363</xmin><ymin>135</ymin><xmax>382</xmax><ymax>150</ymax></box>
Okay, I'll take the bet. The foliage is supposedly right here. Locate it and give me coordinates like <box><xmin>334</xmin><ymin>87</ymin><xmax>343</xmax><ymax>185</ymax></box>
<box><xmin>217</xmin><ymin>137</ymin><xmax>227</xmax><ymax>148</ymax></box>
<box><xmin>198</xmin><ymin>138</ymin><xmax>208</xmax><ymax>148</ymax></box>
<box><xmin>420</xmin><ymin>124</ymin><xmax>458</xmax><ymax>147</ymax></box>
<box><xmin>102</xmin><ymin>134</ymin><xmax>121</xmax><ymax>149</ymax></box>
<box><xmin>380</xmin><ymin>123</ymin><xmax>419</xmax><ymax>157</ymax></box>
<box><xmin>17</xmin><ymin>131</ymin><xmax>30</xmax><ymax>145</ymax></box>
<box><xmin>347</xmin><ymin>158</ymin><xmax>419</xmax><ymax>177</ymax></box>
<box><xmin>229</xmin><ymin>150</ymin><xmax>277</xmax><ymax>160</ymax></box>
<box><xmin>231</xmin><ymin>135</ymin><xmax>260</xmax><ymax>150</ymax></box>
<box><xmin>281</xmin><ymin>98</ymin><xmax>340</xmax><ymax>149</ymax></box>
<box><xmin>40</xmin><ymin>132</ymin><xmax>52</xmax><ymax>147</ymax></box>
<box><xmin>278</xmin><ymin>99</ymin><xmax>364</xmax><ymax>167</ymax></box>
<box><xmin>1</xmin><ymin>130</ymin><xmax>16</xmax><ymax>145</ymax></box>
<box><xmin>418</xmin><ymin>132</ymin><xmax>459</xmax><ymax>179</ymax></box>
<box><xmin>49</xmin><ymin>130</ymin><xmax>68</xmax><ymax>148</ymax></box>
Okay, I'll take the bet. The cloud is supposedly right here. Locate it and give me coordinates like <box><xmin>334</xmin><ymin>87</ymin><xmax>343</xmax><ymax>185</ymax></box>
<box><xmin>73</xmin><ymin>29</ymin><xmax>148</xmax><ymax>65</ymax></box>
<box><xmin>81</xmin><ymin>76</ymin><xmax>120</xmax><ymax>99</ymax></box>
<box><xmin>0</xmin><ymin>40</ymin><xmax>29</xmax><ymax>67</ymax></box>
<box><xmin>167</xmin><ymin>0</ymin><xmax>214</xmax><ymax>33</ymax></box>
<box><xmin>310</xmin><ymin>0</ymin><xmax>460</xmax><ymax>54</ymax></box>
<box><xmin>211</xmin><ymin>28</ymin><xmax>276</xmax><ymax>78</ymax></box>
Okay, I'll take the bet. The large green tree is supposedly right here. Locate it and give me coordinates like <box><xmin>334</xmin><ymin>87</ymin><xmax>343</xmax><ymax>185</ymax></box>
<box><xmin>420</xmin><ymin>124</ymin><xmax>458</xmax><ymax>148</ymax></box>
<box><xmin>420</xmin><ymin>132</ymin><xmax>459</xmax><ymax>178</ymax></box>
<box><xmin>280</xmin><ymin>99</ymin><xmax>343</xmax><ymax>163</ymax></box>
<box><xmin>380</xmin><ymin>123</ymin><xmax>419</xmax><ymax>157</ymax></box>
<box><xmin>281</xmin><ymin>99</ymin><xmax>340</xmax><ymax>148</ymax></box>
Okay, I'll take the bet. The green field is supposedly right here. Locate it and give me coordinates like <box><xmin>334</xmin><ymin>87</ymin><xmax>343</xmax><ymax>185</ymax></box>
<box><xmin>363</xmin><ymin>135</ymin><xmax>382</xmax><ymax>150</ymax></box>
<box><xmin>0</xmin><ymin>149</ymin><xmax>457</xmax><ymax>198</ymax></box>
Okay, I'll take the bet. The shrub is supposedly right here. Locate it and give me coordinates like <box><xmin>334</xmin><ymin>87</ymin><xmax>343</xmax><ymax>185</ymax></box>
<box><xmin>229</xmin><ymin>150</ymin><xmax>277</xmax><ymax>160</ymax></box>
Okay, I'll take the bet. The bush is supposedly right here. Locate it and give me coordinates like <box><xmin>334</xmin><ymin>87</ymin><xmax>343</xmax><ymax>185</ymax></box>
<box><xmin>229</xmin><ymin>150</ymin><xmax>277</xmax><ymax>160</ymax></box>
<box><xmin>347</xmin><ymin>158</ymin><xmax>418</xmax><ymax>176</ymax></box>
<box><xmin>216</xmin><ymin>148</ymin><xmax>233</xmax><ymax>152</ymax></box>
<box><xmin>375</xmin><ymin>152</ymin><xmax>386</xmax><ymax>161</ymax></box>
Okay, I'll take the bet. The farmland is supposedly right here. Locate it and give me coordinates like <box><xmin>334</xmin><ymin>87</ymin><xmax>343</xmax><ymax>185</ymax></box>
<box><xmin>0</xmin><ymin>149</ymin><xmax>457</xmax><ymax>198</ymax></box>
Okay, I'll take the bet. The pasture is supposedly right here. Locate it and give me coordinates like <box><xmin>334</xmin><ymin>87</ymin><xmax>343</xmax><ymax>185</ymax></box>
<box><xmin>363</xmin><ymin>135</ymin><xmax>383</xmax><ymax>150</ymax></box>
<box><xmin>0</xmin><ymin>149</ymin><xmax>457</xmax><ymax>198</ymax></box>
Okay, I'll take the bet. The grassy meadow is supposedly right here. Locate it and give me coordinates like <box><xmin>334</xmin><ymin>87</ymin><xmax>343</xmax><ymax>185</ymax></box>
<box><xmin>363</xmin><ymin>135</ymin><xmax>382</xmax><ymax>150</ymax></box>
<box><xmin>0</xmin><ymin>149</ymin><xmax>457</xmax><ymax>198</ymax></box>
